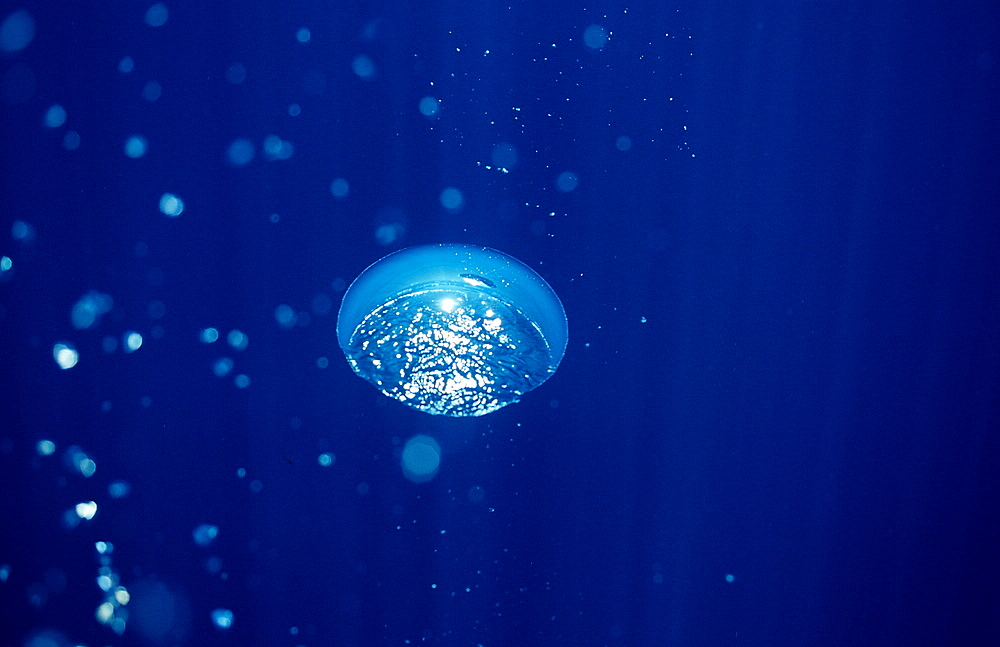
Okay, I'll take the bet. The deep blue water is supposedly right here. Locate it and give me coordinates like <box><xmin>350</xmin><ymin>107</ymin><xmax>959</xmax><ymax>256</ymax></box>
<box><xmin>1</xmin><ymin>2</ymin><xmax>998</xmax><ymax>646</ymax></box>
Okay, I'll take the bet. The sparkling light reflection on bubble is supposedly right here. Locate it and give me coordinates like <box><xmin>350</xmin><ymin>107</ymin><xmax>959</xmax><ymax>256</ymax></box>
<box><xmin>200</xmin><ymin>327</ymin><xmax>219</xmax><ymax>343</ymax></box>
<box><xmin>36</xmin><ymin>439</ymin><xmax>56</xmax><ymax>456</ymax></box>
<box><xmin>53</xmin><ymin>343</ymin><xmax>79</xmax><ymax>369</ymax></box>
<box><xmin>159</xmin><ymin>193</ymin><xmax>184</xmax><ymax>217</ymax></box>
<box><xmin>318</xmin><ymin>452</ymin><xmax>335</xmax><ymax>467</ymax></box>
<box><xmin>401</xmin><ymin>435</ymin><xmax>441</xmax><ymax>483</ymax></box>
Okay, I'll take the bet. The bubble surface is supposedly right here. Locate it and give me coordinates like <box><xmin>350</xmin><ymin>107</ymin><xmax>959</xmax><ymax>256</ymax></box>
<box><xmin>337</xmin><ymin>244</ymin><xmax>567</xmax><ymax>417</ymax></box>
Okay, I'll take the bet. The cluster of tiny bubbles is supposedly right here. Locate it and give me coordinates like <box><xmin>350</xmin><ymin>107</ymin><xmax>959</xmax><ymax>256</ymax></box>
<box><xmin>439</xmin><ymin>186</ymin><xmax>464</xmax><ymax>211</ymax></box>
<box><xmin>200</xmin><ymin>327</ymin><xmax>251</xmax><ymax>388</ymax></box>
<box><xmin>419</xmin><ymin>96</ymin><xmax>441</xmax><ymax>118</ymax></box>
<box><xmin>352</xmin><ymin>54</ymin><xmax>376</xmax><ymax>80</ymax></box>
<box><xmin>556</xmin><ymin>171</ymin><xmax>579</xmax><ymax>192</ymax></box>
<box><xmin>401</xmin><ymin>435</ymin><xmax>441</xmax><ymax>484</ymax></box>
<box><xmin>94</xmin><ymin>541</ymin><xmax>130</xmax><ymax>635</ymax></box>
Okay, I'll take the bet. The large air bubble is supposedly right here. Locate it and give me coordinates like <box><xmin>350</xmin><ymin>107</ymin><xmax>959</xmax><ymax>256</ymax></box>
<box><xmin>337</xmin><ymin>244</ymin><xmax>567</xmax><ymax>417</ymax></box>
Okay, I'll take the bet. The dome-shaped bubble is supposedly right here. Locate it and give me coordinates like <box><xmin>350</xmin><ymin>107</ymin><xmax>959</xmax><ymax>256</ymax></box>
<box><xmin>337</xmin><ymin>244</ymin><xmax>568</xmax><ymax>417</ymax></box>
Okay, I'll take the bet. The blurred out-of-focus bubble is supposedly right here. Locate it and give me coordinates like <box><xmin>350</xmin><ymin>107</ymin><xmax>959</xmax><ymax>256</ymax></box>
<box><xmin>192</xmin><ymin>524</ymin><xmax>219</xmax><ymax>546</ymax></box>
<box><xmin>274</xmin><ymin>304</ymin><xmax>296</xmax><ymax>329</ymax></box>
<box><xmin>53</xmin><ymin>342</ymin><xmax>79</xmax><ymax>369</ymax></box>
<box><xmin>440</xmin><ymin>186</ymin><xmax>464</xmax><ymax>211</ymax></box>
<box><xmin>159</xmin><ymin>193</ymin><xmax>184</xmax><ymax>217</ymax></box>
<box><xmin>419</xmin><ymin>96</ymin><xmax>440</xmax><ymax>117</ymax></box>
<box><xmin>44</xmin><ymin>104</ymin><xmax>67</xmax><ymax>128</ymax></box>
<box><xmin>226</xmin><ymin>329</ymin><xmax>248</xmax><ymax>350</ymax></box>
<box><xmin>584</xmin><ymin>24</ymin><xmax>608</xmax><ymax>50</ymax></box>
<box><xmin>145</xmin><ymin>3</ymin><xmax>168</xmax><ymax>27</ymax></box>
<box><xmin>226</xmin><ymin>138</ymin><xmax>254</xmax><ymax>166</ymax></box>
<box><xmin>12</xmin><ymin>218</ymin><xmax>36</xmax><ymax>244</ymax></box>
<box><xmin>124</xmin><ymin>135</ymin><xmax>148</xmax><ymax>158</ymax></box>
<box><xmin>213</xmin><ymin>357</ymin><xmax>234</xmax><ymax>377</ymax></box>
<box><xmin>71</xmin><ymin>291</ymin><xmax>113</xmax><ymax>330</ymax></box>
<box><xmin>330</xmin><ymin>177</ymin><xmax>349</xmax><ymax>200</ymax></box>
<box><xmin>352</xmin><ymin>54</ymin><xmax>376</xmax><ymax>79</ymax></box>
<box><xmin>556</xmin><ymin>171</ymin><xmax>579</xmax><ymax>192</ymax></box>
<box><xmin>226</xmin><ymin>63</ymin><xmax>246</xmax><ymax>84</ymax></box>
<box><xmin>491</xmin><ymin>142</ymin><xmax>518</xmax><ymax>171</ymax></box>
<box><xmin>211</xmin><ymin>608</ymin><xmax>234</xmax><ymax>629</ymax></box>
<box><xmin>0</xmin><ymin>9</ymin><xmax>35</xmax><ymax>53</ymax></box>
<box><xmin>401</xmin><ymin>435</ymin><xmax>441</xmax><ymax>483</ymax></box>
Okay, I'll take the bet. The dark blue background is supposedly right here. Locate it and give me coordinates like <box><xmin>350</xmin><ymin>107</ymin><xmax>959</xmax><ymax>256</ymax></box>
<box><xmin>1</xmin><ymin>1</ymin><xmax>998</xmax><ymax>646</ymax></box>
